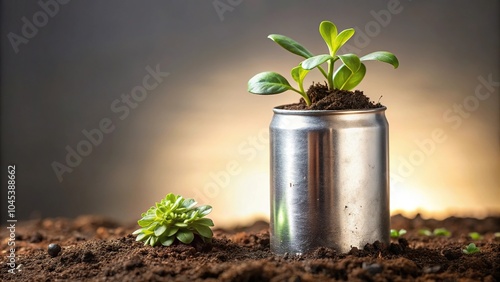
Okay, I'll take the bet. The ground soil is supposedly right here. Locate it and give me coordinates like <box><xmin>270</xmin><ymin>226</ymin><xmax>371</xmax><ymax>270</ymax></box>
<box><xmin>1</xmin><ymin>214</ymin><xmax>499</xmax><ymax>281</ymax></box>
<box><xmin>280</xmin><ymin>83</ymin><xmax>383</xmax><ymax>111</ymax></box>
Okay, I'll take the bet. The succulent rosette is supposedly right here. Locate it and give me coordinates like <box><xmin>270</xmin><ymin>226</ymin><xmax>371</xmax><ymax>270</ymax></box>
<box><xmin>133</xmin><ymin>193</ymin><xmax>214</xmax><ymax>246</ymax></box>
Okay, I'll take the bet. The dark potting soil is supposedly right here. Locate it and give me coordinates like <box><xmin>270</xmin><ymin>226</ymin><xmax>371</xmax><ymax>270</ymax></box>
<box><xmin>281</xmin><ymin>83</ymin><xmax>383</xmax><ymax>111</ymax></box>
<box><xmin>1</xmin><ymin>214</ymin><xmax>499</xmax><ymax>281</ymax></box>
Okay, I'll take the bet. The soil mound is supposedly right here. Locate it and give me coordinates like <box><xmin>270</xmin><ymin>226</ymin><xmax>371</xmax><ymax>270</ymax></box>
<box><xmin>282</xmin><ymin>83</ymin><xmax>383</xmax><ymax>110</ymax></box>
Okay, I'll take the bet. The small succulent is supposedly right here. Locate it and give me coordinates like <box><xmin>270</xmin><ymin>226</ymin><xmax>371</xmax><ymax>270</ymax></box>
<box><xmin>133</xmin><ymin>193</ymin><xmax>214</xmax><ymax>247</ymax></box>
<box><xmin>462</xmin><ymin>243</ymin><xmax>480</xmax><ymax>254</ymax></box>
<box><xmin>468</xmin><ymin>232</ymin><xmax>483</xmax><ymax>240</ymax></box>
<box><xmin>247</xmin><ymin>20</ymin><xmax>399</xmax><ymax>106</ymax></box>
<box><xmin>390</xmin><ymin>229</ymin><xmax>407</xmax><ymax>238</ymax></box>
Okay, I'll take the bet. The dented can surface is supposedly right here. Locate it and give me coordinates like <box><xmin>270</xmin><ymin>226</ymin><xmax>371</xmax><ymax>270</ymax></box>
<box><xmin>270</xmin><ymin>106</ymin><xmax>390</xmax><ymax>255</ymax></box>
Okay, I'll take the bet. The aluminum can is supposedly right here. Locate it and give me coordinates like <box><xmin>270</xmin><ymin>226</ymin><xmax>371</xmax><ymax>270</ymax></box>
<box><xmin>270</xmin><ymin>107</ymin><xmax>390</xmax><ymax>255</ymax></box>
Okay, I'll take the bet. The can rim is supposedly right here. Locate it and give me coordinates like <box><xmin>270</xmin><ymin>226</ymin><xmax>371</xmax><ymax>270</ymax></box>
<box><xmin>273</xmin><ymin>106</ymin><xmax>387</xmax><ymax>115</ymax></box>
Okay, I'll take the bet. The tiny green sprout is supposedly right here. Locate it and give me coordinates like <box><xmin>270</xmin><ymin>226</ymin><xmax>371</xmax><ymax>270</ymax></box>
<box><xmin>418</xmin><ymin>228</ymin><xmax>451</xmax><ymax>237</ymax></box>
<box><xmin>132</xmin><ymin>193</ymin><xmax>214</xmax><ymax>247</ymax></box>
<box><xmin>433</xmin><ymin>228</ymin><xmax>451</xmax><ymax>237</ymax></box>
<box><xmin>418</xmin><ymin>229</ymin><xmax>432</xmax><ymax>236</ymax></box>
<box><xmin>468</xmin><ymin>232</ymin><xmax>483</xmax><ymax>240</ymax></box>
<box><xmin>390</xmin><ymin>229</ymin><xmax>407</xmax><ymax>238</ymax></box>
<box><xmin>462</xmin><ymin>243</ymin><xmax>480</xmax><ymax>255</ymax></box>
<box><xmin>248</xmin><ymin>20</ymin><xmax>399</xmax><ymax>106</ymax></box>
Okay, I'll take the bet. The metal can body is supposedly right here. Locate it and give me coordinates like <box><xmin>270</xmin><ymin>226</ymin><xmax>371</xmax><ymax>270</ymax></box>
<box><xmin>270</xmin><ymin>107</ymin><xmax>390</xmax><ymax>255</ymax></box>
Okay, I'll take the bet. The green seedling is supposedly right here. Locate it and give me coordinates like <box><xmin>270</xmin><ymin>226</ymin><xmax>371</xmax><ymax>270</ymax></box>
<box><xmin>462</xmin><ymin>243</ymin><xmax>480</xmax><ymax>254</ymax></box>
<box><xmin>468</xmin><ymin>232</ymin><xmax>483</xmax><ymax>240</ymax></box>
<box><xmin>133</xmin><ymin>193</ymin><xmax>214</xmax><ymax>247</ymax></box>
<box><xmin>433</xmin><ymin>228</ymin><xmax>451</xmax><ymax>237</ymax></box>
<box><xmin>247</xmin><ymin>20</ymin><xmax>399</xmax><ymax>106</ymax></box>
<box><xmin>418</xmin><ymin>228</ymin><xmax>451</xmax><ymax>237</ymax></box>
<box><xmin>390</xmin><ymin>229</ymin><xmax>407</xmax><ymax>238</ymax></box>
<box><xmin>418</xmin><ymin>229</ymin><xmax>432</xmax><ymax>236</ymax></box>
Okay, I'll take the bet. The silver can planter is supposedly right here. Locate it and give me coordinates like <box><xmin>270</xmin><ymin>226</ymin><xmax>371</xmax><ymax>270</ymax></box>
<box><xmin>270</xmin><ymin>106</ymin><xmax>390</xmax><ymax>255</ymax></box>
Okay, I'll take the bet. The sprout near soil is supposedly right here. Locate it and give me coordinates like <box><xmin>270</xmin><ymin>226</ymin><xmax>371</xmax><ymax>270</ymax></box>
<box><xmin>468</xmin><ymin>232</ymin><xmax>483</xmax><ymax>240</ymax></box>
<box><xmin>433</xmin><ymin>228</ymin><xmax>451</xmax><ymax>237</ymax></box>
<box><xmin>419</xmin><ymin>228</ymin><xmax>451</xmax><ymax>237</ymax></box>
<box><xmin>390</xmin><ymin>229</ymin><xmax>407</xmax><ymax>238</ymax></box>
<box><xmin>133</xmin><ymin>193</ymin><xmax>214</xmax><ymax>247</ymax></box>
<box><xmin>247</xmin><ymin>20</ymin><xmax>399</xmax><ymax>106</ymax></box>
<box><xmin>462</xmin><ymin>243</ymin><xmax>480</xmax><ymax>254</ymax></box>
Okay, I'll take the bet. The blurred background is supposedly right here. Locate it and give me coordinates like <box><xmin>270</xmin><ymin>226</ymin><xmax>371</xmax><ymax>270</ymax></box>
<box><xmin>1</xmin><ymin>0</ymin><xmax>498</xmax><ymax>227</ymax></box>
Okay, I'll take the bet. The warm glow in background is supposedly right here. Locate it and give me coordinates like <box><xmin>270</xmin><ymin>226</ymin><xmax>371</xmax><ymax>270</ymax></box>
<box><xmin>1</xmin><ymin>1</ymin><xmax>498</xmax><ymax>227</ymax></box>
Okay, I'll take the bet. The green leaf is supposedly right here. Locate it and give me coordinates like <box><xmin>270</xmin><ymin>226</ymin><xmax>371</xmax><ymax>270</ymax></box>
<box><xmin>149</xmin><ymin>236</ymin><xmax>158</xmax><ymax>246</ymax></box>
<box><xmin>333</xmin><ymin>63</ymin><xmax>366</xmax><ymax>90</ymax></box>
<box><xmin>166</xmin><ymin>193</ymin><xmax>176</xmax><ymax>203</ymax></box>
<box><xmin>291</xmin><ymin>66</ymin><xmax>300</xmax><ymax>84</ymax></box>
<box><xmin>182</xmin><ymin>199</ymin><xmax>197</xmax><ymax>210</ymax></box>
<box><xmin>195</xmin><ymin>218</ymin><xmax>215</xmax><ymax>227</ymax></box>
<box><xmin>433</xmin><ymin>228</ymin><xmax>451</xmax><ymax>237</ymax></box>
<box><xmin>301</xmin><ymin>54</ymin><xmax>333</xmax><ymax>70</ymax></box>
<box><xmin>418</xmin><ymin>229</ymin><xmax>432</xmax><ymax>236</ymax></box>
<box><xmin>176</xmin><ymin>230</ymin><xmax>194</xmax><ymax>244</ymax></box>
<box><xmin>175</xmin><ymin>222</ymin><xmax>188</xmax><ymax>227</ymax></box>
<box><xmin>248</xmin><ymin>72</ymin><xmax>293</xmax><ymax>94</ymax></box>
<box><xmin>468</xmin><ymin>232</ymin><xmax>483</xmax><ymax>240</ymax></box>
<box><xmin>361</xmin><ymin>51</ymin><xmax>399</xmax><ymax>68</ymax></box>
<box><xmin>196</xmin><ymin>205</ymin><xmax>213</xmax><ymax>216</ymax></box>
<box><xmin>155</xmin><ymin>208</ymin><xmax>163</xmax><ymax>218</ymax></box>
<box><xmin>171</xmin><ymin>195</ymin><xmax>183</xmax><ymax>210</ymax></box>
<box><xmin>267</xmin><ymin>34</ymin><xmax>314</xmax><ymax>58</ymax></box>
<box><xmin>146</xmin><ymin>221</ymin><xmax>159</xmax><ymax>231</ymax></box>
<box><xmin>319</xmin><ymin>21</ymin><xmax>337</xmax><ymax>55</ymax></box>
<box><xmin>390</xmin><ymin>229</ymin><xmax>398</xmax><ymax>238</ymax></box>
<box><xmin>291</xmin><ymin>65</ymin><xmax>310</xmax><ymax>95</ymax></box>
<box><xmin>332</xmin><ymin>28</ymin><xmax>355</xmax><ymax>56</ymax></box>
<box><xmin>291</xmin><ymin>65</ymin><xmax>309</xmax><ymax>84</ymax></box>
<box><xmin>192</xmin><ymin>224</ymin><xmax>213</xmax><ymax>239</ymax></box>
<box><xmin>154</xmin><ymin>225</ymin><xmax>167</xmax><ymax>237</ymax></box>
<box><xmin>158</xmin><ymin>205</ymin><xmax>168</xmax><ymax>213</ymax></box>
<box><xmin>160</xmin><ymin>235</ymin><xmax>175</xmax><ymax>246</ymax></box>
<box><xmin>138</xmin><ymin>214</ymin><xmax>155</xmax><ymax>227</ymax></box>
<box><xmin>337</xmin><ymin>54</ymin><xmax>361</xmax><ymax>73</ymax></box>
<box><xmin>166</xmin><ymin>226</ymin><xmax>179</xmax><ymax>237</ymax></box>
<box><xmin>463</xmin><ymin>243</ymin><xmax>480</xmax><ymax>254</ymax></box>
<box><xmin>132</xmin><ymin>228</ymin><xmax>143</xmax><ymax>235</ymax></box>
<box><xmin>135</xmin><ymin>232</ymin><xmax>148</xmax><ymax>242</ymax></box>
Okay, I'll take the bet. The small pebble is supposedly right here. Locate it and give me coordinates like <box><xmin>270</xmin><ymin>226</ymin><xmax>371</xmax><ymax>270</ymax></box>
<box><xmin>423</xmin><ymin>265</ymin><xmax>441</xmax><ymax>274</ymax></box>
<box><xmin>362</xmin><ymin>262</ymin><xmax>383</xmax><ymax>275</ymax></box>
<box><xmin>47</xmin><ymin>243</ymin><xmax>61</xmax><ymax>257</ymax></box>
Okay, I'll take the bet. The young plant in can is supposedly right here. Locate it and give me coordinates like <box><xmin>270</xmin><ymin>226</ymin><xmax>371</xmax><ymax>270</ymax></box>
<box><xmin>247</xmin><ymin>20</ymin><xmax>399</xmax><ymax>106</ymax></box>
